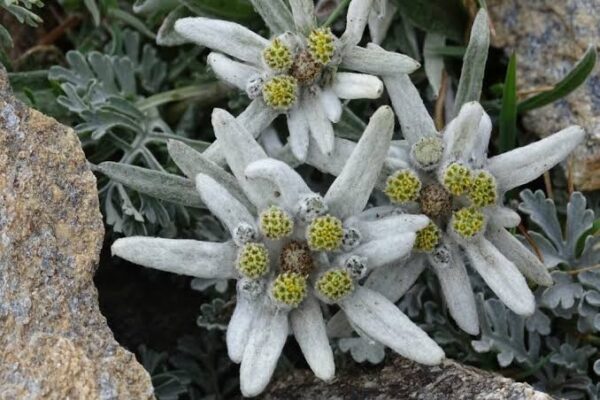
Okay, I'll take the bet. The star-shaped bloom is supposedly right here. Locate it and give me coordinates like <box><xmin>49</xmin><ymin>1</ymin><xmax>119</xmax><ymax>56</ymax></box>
<box><xmin>173</xmin><ymin>0</ymin><xmax>419</xmax><ymax>162</ymax></box>
<box><xmin>308</xmin><ymin>99</ymin><xmax>584</xmax><ymax>336</ymax></box>
<box><xmin>368</xmin><ymin>101</ymin><xmax>584</xmax><ymax>335</ymax></box>
<box><xmin>111</xmin><ymin>105</ymin><xmax>443</xmax><ymax>397</ymax></box>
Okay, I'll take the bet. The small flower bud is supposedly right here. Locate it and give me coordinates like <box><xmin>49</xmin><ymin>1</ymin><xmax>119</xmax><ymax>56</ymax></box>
<box><xmin>260</xmin><ymin>206</ymin><xmax>294</xmax><ymax>239</ymax></box>
<box><xmin>410</xmin><ymin>137</ymin><xmax>444</xmax><ymax>171</ymax></box>
<box><xmin>442</xmin><ymin>163</ymin><xmax>473</xmax><ymax>196</ymax></box>
<box><xmin>469</xmin><ymin>170</ymin><xmax>497</xmax><ymax>207</ymax></box>
<box><xmin>263</xmin><ymin>38</ymin><xmax>293</xmax><ymax>72</ymax></box>
<box><xmin>451</xmin><ymin>207</ymin><xmax>485</xmax><ymax>239</ymax></box>
<box><xmin>414</xmin><ymin>222</ymin><xmax>440</xmax><ymax>253</ymax></box>
<box><xmin>306</xmin><ymin>215</ymin><xmax>344</xmax><ymax>251</ymax></box>
<box><xmin>233</xmin><ymin>223</ymin><xmax>258</xmax><ymax>246</ymax></box>
<box><xmin>297</xmin><ymin>194</ymin><xmax>328</xmax><ymax>222</ymax></box>
<box><xmin>384</xmin><ymin>169</ymin><xmax>422</xmax><ymax>204</ymax></box>
<box><xmin>307</xmin><ymin>28</ymin><xmax>336</xmax><ymax>65</ymax></box>
<box><xmin>316</xmin><ymin>268</ymin><xmax>354</xmax><ymax>303</ymax></box>
<box><xmin>344</xmin><ymin>255</ymin><xmax>367</xmax><ymax>279</ymax></box>
<box><xmin>271</xmin><ymin>272</ymin><xmax>307</xmax><ymax>308</ymax></box>
<box><xmin>236</xmin><ymin>242</ymin><xmax>270</xmax><ymax>279</ymax></box>
<box><xmin>262</xmin><ymin>75</ymin><xmax>298</xmax><ymax>111</ymax></box>
<box><xmin>342</xmin><ymin>228</ymin><xmax>362</xmax><ymax>251</ymax></box>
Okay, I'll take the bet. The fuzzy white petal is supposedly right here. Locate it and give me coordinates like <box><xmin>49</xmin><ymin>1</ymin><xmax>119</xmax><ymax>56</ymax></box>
<box><xmin>237</xmin><ymin>99</ymin><xmax>281</xmax><ymax>138</ymax></box>
<box><xmin>245</xmin><ymin>158</ymin><xmax>313</xmax><ymax>210</ymax></box>
<box><xmin>341</xmin><ymin>234</ymin><xmax>416</xmax><ymax>270</ymax></box>
<box><xmin>111</xmin><ymin>237</ymin><xmax>236</xmax><ymax>278</ymax></box>
<box><xmin>342</xmin><ymin>45</ymin><xmax>420</xmax><ymax>75</ymax></box>
<box><xmin>240</xmin><ymin>302</ymin><xmax>289</xmax><ymax>397</ymax></box>
<box><xmin>167</xmin><ymin>140</ymin><xmax>253</xmax><ymax>212</ymax></box>
<box><xmin>174</xmin><ymin>17</ymin><xmax>268</xmax><ymax>65</ymax></box>
<box><xmin>486</xmin><ymin>224</ymin><xmax>553</xmax><ymax>286</ymax></box>
<box><xmin>365</xmin><ymin>256</ymin><xmax>427</xmax><ymax>303</ymax></box>
<box><xmin>332</xmin><ymin>72</ymin><xmax>383</xmax><ymax>99</ymax></box>
<box><xmin>305</xmin><ymin>137</ymin><xmax>355</xmax><ymax>176</ymax></box>
<box><xmin>442</xmin><ymin>102</ymin><xmax>488</xmax><ymax>164</ymax></box>
<box><xmin>472</xmin><ymin>110</ymin><xmax>492</xmax><ymax>167</ymax></box>
<box><xmin>428</xmin><ymin>243</ymin><xmax>479</xmax><ymax>335</ymax></box>
<box><xmin>463</xmin><ymin>238</ymin><xmax>536</xmax><ymax>316</ymax></box>
<box><xmin>260</xmin><ymin>127</ymin><xmax>285</xmax><ymax>156</ymax></box>
<box><xmin>487</xmin><ymin>126</ymin><xmax>585</xmax><ymax>192</ymax></box>
<box><xmin>301</xmin><ymin>88</ymin><xmax>335</xmax><ymax>155</ymax></box>
<box><xmin>368</xmin><ymin>0</ymin><xmax>396</xmax><ymax>45</ymax></box>
<box><xmin>382</xmin><ymin>71</ymin><xmax>438</xmax><ymax>144</ymax></box>
<box><xmin>325</xmin><ymin>106</ymin><xmax>394</xmax><ymax>219</ymax></box>
<box><xmin>326</xmin><ymin>309</ymin><xmax>354</xmax><ymax>338</ymax></box>
<box><xmin>289</xmin><ymin>0</ymin><xmax>315</xmax><ymax>33</ymax></box>
<box><xmin>486</xmin><ymin>206</ymin><xmax>521</xmax><ymax>228</ymax></box>
<box><xmin>350</xmin><ymin>214</ymin><xmax>430</xmax><ymax>242</ymax></box>
<box><xmin>227</xmin><ymin>288</ymin><xmax>259</xmax><ymax>363</ymax></box>
<box><xmin>290</xmin><ymin>295</ymin><xmax>335</xmax><ymax>381</ymax></box>
<box><xmin>207</xmin><ymin>52</ymin><xmax>259</xmax><ymax>90</ymax></box>
<box><xmin>319</xmin><ymin>89</ymin><xmax>343</xmax><ymax>123</ymax></box>
<box><xmin>249</xmin><ymin>0</ymin><xmax>294</xmax><ymax>34</ymax></box>
<box><xmin>204</xmin><ymin>100</ymin><xmax>279</xmax><ymax>166</ymax></box>
<box><xmin>196</xmin><ymin>174</ymin><xmax>256</xmax><ymax>235</ymax></box>
<box><xmin>340</xmin><ymin>286</ymin><xmax>445</xmax><ymax>365</ymax></box>
<box><xmin>423</xmin><ymin>33</ymin><xmax>445</xmax><ymax>95</ymax></box>
<box><xmin>211</xmin><ymin>108</ymin><xmax>272</xmax><ymax>208</ymax></box>
<box><xmin>341</xmin><ymin>0</ymin><xmax>374</xmax><ymax>47</ymax></box>
<box><xmin>287</xmin><ymin>104</ymin><xmax>310</xmax><ymax>162</ymax></box>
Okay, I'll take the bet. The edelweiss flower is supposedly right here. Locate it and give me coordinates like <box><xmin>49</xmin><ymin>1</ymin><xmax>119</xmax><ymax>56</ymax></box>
<box><xmin>365</xmin><ymin>101</ymin><xmax>585</xmax><ymax>334</ymax></box>
<box><xmin>111</xmin><ymin>106</ymin><xmax>443</xmax><ymax>396</ymax></box>
<box><xmin>173</xmin><ymin>0</ymin><xmax>419</xmax><ymax>162</ymax></box>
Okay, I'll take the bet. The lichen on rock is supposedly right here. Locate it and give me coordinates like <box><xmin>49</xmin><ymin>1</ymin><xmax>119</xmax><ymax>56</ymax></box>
<box><xmin>0</xmin><ymin>66</ymin><xmax>153</xmax><ymax>399</ymax></box>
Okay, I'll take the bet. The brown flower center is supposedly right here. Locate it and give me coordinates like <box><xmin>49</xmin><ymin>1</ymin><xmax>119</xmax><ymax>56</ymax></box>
<box><xmin>280</xmin><ymin>241</ymin><xmax>314</xmax><ymax>276</ymax></box>
<box><xmin>290</xmin><ymin>50</ymin><xmax>322</xmax><ymax>85</ymax></box>
<box><xmin>420</xmin><ymin>184</ymin><xmax>452</xmax><ymax>218</ymax></box>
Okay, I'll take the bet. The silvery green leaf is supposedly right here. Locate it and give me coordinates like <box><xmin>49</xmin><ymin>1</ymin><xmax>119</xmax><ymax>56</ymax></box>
<box><xmin>156</xmin><ymin>6</ymin><xmax>191</xmax><ymax>46</ymax></box>
<box><xmin>541</xmin><ymin>271</ymin><xmax>584</xmax><ymax>312</ymax></box>
<box><xmin>423</xmin><ymin>33</ymin><xmax>445</xmax><ymax>96</ymax></box>
<box><xmin>525</xmin><ymin>309</ymin><xmax>551</xmax><ymax>336</ymax></box>
<box><xmin>133</xmin><ymin>0</ymin><xmax>178</xmax><ymax>14</ymax></box>
<box><xmin>519</xmin><ymin>190</ymin><xmax>595</xmax><ymax>267</ymax></box>
<box><xmin>167</xmin><ymin>140</ymin><xmax>252</xmax><ymax>211</ymax></box>
<box><xmin>452</xmin><ymin>9</ymin><xmax>489</xmax><ymax>117</ymax></box>
<box><xmin>96</xmin><ymin>162</ymin><xmax>203</xmax><ymax>208</ymax></box>
<box><xmin>382</xmin><ymin>71</ymin><xmax>437</xmax><ymax>144</ymax></box>
<box><xmin>191</xmin><ymin>278</ymin><xmax>229</xmax><ymax>293</ymax></box>
<box><xmin>579</xmin><ymin>235</ymin><xmax>600</xmax><ymax>267</ymax></box>
<box><xmin>196</xmin><ymin>298</ymin><xmax>229</xmax><ymax>331</ymax></box>
<box><xmin>594</xmin><ymin>359</ymin><xmax>600</xmax><ymax>375</ymax></box>
<box><xmin>550</xmin><ymin>341</ymin><xmax>596</xmax><ymax>374</ymax></box>
<box><xmin>338</xmin><ymin>337</ymin><xmax>386</xmax><ymax>364</ymax></box>
<box><xmin>471</xmin><ymin>294</ymin><xmax>541</xmax><ymax>368</ymax></box>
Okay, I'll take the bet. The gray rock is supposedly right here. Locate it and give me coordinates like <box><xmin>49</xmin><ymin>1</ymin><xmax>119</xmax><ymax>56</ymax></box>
<box><xmin>488</xmin><ymin>0</ymin><xmax>600</xmax><ymax>191</ymax></box>
<box><xmin>261</xmin><ymin>356</ymin><xmax>553</xmax><ymax>399</ymax></box>
<box><xmin>0</xmin><ymin>66</ymin><xmax>154</xmax><ymax>399</ymax></box>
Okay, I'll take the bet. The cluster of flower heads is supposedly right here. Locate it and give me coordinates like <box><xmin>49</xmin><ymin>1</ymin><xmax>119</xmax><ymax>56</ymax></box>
<box><xmin>114</xmin><ymin>0</ymin><xmax>586</xmax><ymax>397</ymax></box>
<box><xmin>113</xmin><ymin>106</ymin><xmax>443</xmax><ymax>397</ymax></box>
<box><xmin>174</xmin><ymin>0</ymin><xmax>418</xmax><ymax>162</ymax></box>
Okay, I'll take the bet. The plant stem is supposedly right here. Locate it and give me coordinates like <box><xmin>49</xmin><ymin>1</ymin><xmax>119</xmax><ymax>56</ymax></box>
<box><xmin>323</xmin><ymin>0</ymin><xmax>351</xmax><ymax>27</ymax></box>
<box><xmin>136</xmin><ymin>82</ymin><xmax>229</xmax><ymax>111</ymax></box>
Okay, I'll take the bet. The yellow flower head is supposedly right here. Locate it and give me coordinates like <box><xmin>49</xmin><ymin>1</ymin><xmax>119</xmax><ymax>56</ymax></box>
<box><xmin>306</xmin><ymin>215</ymin><xmax>343</xmax><ymax>251</ymax></box>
